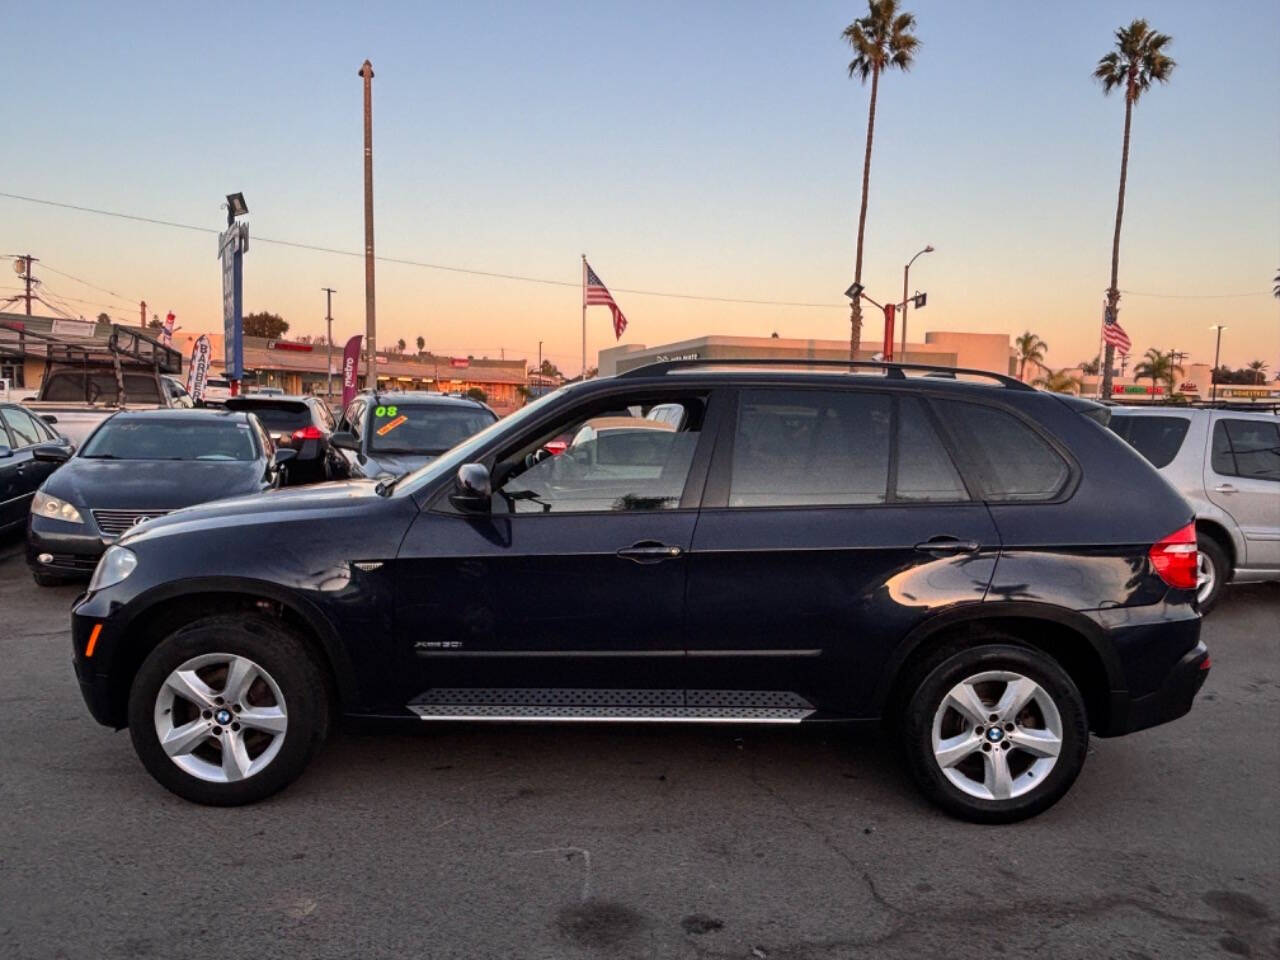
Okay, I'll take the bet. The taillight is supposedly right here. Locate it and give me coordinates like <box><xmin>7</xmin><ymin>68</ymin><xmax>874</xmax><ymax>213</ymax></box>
<box><xmin>292</xmin><ymin>425</ymin><xmax>324</xmax><ymax>441</ymax></box>
<box><xmin>1149</xmin><ymin>523</ymin><xmax>1198</xmax><ymax>590</ymax></box>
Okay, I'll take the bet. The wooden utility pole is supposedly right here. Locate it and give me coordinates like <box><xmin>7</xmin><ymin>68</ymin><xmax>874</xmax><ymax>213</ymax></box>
<box><xmin>323</xmin><ymin>287</ymin><xmax>336</xmax><ymax>399</ymax></box>
<box><xmin>359</xmin><ymin>60</ymin><xmax>377</xmax><ymax>389</ymax></box>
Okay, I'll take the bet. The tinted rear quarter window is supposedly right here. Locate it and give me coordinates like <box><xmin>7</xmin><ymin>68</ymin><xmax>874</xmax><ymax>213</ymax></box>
<box><xmin>932</xmin><ymin>399</ymin><xmax>1070</xmax><ymax>501</ymax></box>
<box><xmin>1109</xmin><ymin>415</ymin><xmax>1190</xmax><ymax>469</ymax></box>
<box><xmin>1213</xmin><ymin>419</ymin><xmax>1280</xmax><ymax>481</ymax></box>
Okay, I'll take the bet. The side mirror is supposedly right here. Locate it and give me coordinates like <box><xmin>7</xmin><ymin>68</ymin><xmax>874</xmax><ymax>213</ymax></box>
<box><xmin>449</xmin><ymin>463</ymin><xmax>492</xmax><ymax>512</ymax></box>
<box><xmin>31</xmin><ymin>443</ymin><xmax>71</xmax><ymax>464</ymax></box>
<box><xmin>0</xmin><ymin>445</ymin><xmax>12</xmax><ymax>459</ymax></box>
<box><xmin>39</xmin><ymin>414</ymin><xmax>58</xmax><ymax>425</ymax></box>
<box><xmin>331</xmin><ymin>430</ymin><xmax>360</xmax><ymax>452</ymax></box>
<box><xmin>273</xmin><ymin>448</ymin><xmax>298</xmax><ymax>466</ymax></box>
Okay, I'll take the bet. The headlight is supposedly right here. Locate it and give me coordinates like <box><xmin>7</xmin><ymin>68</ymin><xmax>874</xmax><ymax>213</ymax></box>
<box><xmin>31</xmin><ymin>490</ymin><xmax>84</xmax><ymax>525</ymax></box>
<box><xmin>88</xmin><ymin>546</ymin><xmax>138</xmax><ymax>593</ymax></box>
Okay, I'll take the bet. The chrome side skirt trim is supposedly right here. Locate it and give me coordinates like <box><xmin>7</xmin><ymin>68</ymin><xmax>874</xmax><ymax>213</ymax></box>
<box><xmin>407</xmin><ymin>687</ymin><xmax>817</xmax><ymax>723</ymax></box>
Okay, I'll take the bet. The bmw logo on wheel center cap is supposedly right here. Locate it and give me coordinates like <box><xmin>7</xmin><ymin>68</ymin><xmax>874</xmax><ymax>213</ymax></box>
<box><xmin>986</xmin><ymin>726</ymin><xmax>1004</xmax><ymax>742</ymax></box>
<box><xmin>215</xmin><ymin>709</ymin><xmax>232</xmax><ymax>725</ymax></box>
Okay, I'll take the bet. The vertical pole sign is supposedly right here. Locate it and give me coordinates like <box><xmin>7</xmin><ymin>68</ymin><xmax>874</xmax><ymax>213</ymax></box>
<box><xmin>341</xmin><ymin>334</ymin><xmax>363</xmax><ymax>408</ymax></box>
<box><xmin>219</xmin><ymin>222</ymin><xmax>248</xmax><ymax>395</ymax></box>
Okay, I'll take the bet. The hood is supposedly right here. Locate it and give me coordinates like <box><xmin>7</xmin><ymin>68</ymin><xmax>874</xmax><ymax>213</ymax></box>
<box><xmin>44</xmin><ymin>458</ymin><xmax>264</xmax><ymax>511</ymax></box>
<box><xmin>118</xmin><ymin>478</ymin><xmax>387</xmax><ymax>546</ymax></box>
<box><xmin>361</xmin><ymin>452</ymin><xmax>435</xmax><ymax>477</ymax></box>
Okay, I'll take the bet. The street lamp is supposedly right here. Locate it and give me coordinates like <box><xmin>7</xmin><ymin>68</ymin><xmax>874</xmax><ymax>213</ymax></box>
<box><xmin>901</xmin><ymin>245</ymin><xmax>934</xmax><ymax>359</ymax></box>
<box><xmin>1209</xmin><ymin>324</ymin><xmax>1226</xmax><ymax>402</ymax></box>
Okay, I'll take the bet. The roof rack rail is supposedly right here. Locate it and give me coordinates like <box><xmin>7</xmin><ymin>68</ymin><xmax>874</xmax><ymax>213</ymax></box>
<box><xmin>617</xmin><ymin>357</ymin><xmax>1034</xmax><ymax>391</ymax></box>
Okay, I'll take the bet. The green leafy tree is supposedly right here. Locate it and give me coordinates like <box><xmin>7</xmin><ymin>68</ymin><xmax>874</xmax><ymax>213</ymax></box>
<box><xmin>1033</xmin><ymin>367</ymin><xmax>1083</xmax><ymax>394</ymax></box>
<box><xmin>242</xmin><ymin>312</ymin><xmax>289</xmax><ymax>339</ymax></box>
<box><xmin>1135</xmin><ymin>347</ymin><xmax>1181</xmax><ymax>393</ymax></box>
<box><xmin>1094</xmin><ymin>19</ymin><xmax>1175</xmax><ymax>397</ymax></box>
<box><xmin>464</xmin><ymin>387</ymin><xmax>487</xmax><ymax>403</ymax></box>
<box><xmin>1015</xmin><ymin>331</ymin><xmax>1048</xmax><ymax>381</ymax></box>
<box><xmin>96</xmin><ymin>312</ymin><xmax>110</xmax><ymax>324</ymax></box>
<box><xmin>842</xmin><ymin>0</ymin><xmax>920</xmax><ymax>359</ymax></box>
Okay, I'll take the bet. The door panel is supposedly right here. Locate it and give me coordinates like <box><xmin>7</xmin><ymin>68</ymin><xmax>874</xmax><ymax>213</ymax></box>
<box><xmin>684</xmin><ymin>505</ymin><xmax>998</xmax><ymax>715</ymax></box>
<box><xmin>395</xmin><ymin>510</ymin><xmax>696</xmax><ymax>698</ymax></box>
<box><xmin>1206</xmin><ymin>417</ymin><xmax>1280</xmax><ymax>568</ymax></box>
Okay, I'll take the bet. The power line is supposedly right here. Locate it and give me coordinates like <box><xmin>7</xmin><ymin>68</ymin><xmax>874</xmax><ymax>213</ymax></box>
<box><xmin>1</xmin><ymin>190</ymin><xmax>841</xmax><ymax>308</ymax></box>
<box><xmin>37</xmin><ymin>261</ymin><xmax>138</xmax><ymax>307</ymax></box>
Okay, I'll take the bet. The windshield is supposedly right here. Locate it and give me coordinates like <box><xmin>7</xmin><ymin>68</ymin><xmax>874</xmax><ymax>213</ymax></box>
<box><xmin>395</xmin><ymin>387</ymin><xmax>572</xmax><ymax>496</ymax></box>
<box><xmin>227</xmin><ymin>401</ymin><xmax>311</xmax><ymax>432</ymax></box>
<box><xmin>368</xmin><ymin>403</ymin><xmax>496</xmax><ymax>454</ymax></box>
<box><xmin>80</xmin><ymin>419</ymin><xmax>259</xmax><ymax>461</ymax></box>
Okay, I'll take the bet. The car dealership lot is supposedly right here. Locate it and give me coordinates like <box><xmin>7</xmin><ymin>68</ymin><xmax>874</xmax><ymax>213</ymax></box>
<box><xmin>1</xmin><ymin>540</ymin><xmax>1276</xmax><ymax>960</ymax></box>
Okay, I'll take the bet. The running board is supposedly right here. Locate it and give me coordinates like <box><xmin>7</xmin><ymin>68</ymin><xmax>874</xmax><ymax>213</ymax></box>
<box><xmin>406</xmin><ymin>688</ymin><xmax>816</xmax><ymax>724</ymax></box>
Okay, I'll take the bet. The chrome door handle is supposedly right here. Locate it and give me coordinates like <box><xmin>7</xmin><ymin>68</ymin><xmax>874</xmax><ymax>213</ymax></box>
<box><xmin>1213</xmin><ymin>483</ymin><xmax>1236</xmax><ymax>493</ymax></box>
<box><xmin>914</xmin><ymin>537</ymin><xmax>980</xmax><ymax>555</ymax></box>
<box><xmin>616</xmin><ymin>542</ymin><xmax>684</xmax><ymax>563</ymax></box>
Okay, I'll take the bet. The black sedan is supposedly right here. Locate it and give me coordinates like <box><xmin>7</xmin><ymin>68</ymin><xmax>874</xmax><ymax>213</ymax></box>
<box><xmin>224</xmin><ymin>395</ymin><xmax>343</xmax><ymax>484</ymax></box>
<box><xmin>26</xmin><ymin>408</ymin><xmax>293</xmax><ymax>585</ymax></box>
<box><xmin>333</xmin><ymin>392</ymin><xmax>497</xmax><ymax>479</ymax></box>
<box><xmin>1</xmin><ymin>403</ymin><xmax>74</xmax><ymax>534</ymax></box>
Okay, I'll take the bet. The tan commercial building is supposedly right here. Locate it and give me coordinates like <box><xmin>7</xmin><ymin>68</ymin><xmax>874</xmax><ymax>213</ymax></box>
<box><xmin>599</xmin><ymin>331</ymin><xmax>1017</xmax><ymax>378</ymax></box>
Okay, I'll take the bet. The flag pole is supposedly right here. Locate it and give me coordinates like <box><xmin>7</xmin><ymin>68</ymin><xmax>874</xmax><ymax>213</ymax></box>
<box><xmin>581</xmin><ymin>254</ymin><xmax>587</xmax><ymax>380</ymax></box>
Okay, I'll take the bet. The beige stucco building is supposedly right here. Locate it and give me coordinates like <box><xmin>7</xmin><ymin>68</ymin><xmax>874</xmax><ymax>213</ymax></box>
<box><xmin>598</xmin><ymin>331</ymin><xmax>1017</xmax><ymax>378</ymax></box>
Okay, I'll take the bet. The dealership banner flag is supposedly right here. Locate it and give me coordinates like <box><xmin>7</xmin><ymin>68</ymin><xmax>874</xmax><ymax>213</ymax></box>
<box><xmin>341</xmin><ymin>334</ymin><xmax>363</xmax><ymax>408</ymax></box>
<box><xmin>162</xmin><ymin>311</ymin><xmax>177</xmax><ymax>346</ymax></box>
<box><xmin>185</xmin><ymin>335</ymin><xmax>212</xmax><ymax>402</ymax></box>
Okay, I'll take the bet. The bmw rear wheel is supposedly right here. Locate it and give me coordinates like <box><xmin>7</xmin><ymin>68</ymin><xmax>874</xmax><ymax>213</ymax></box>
<box><xmin>128</xmin><ymin>614</ymin><xmax>326</xmax><ymax>805</ymax></box>
<box><xmin>903</xmin><ymin>642</ymin><xmax>1088</xmax><ymax>823</ymax></box>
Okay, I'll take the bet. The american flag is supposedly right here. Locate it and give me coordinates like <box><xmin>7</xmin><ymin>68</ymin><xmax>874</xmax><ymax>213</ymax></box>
<box><xmin>1102</xmin><ymin>303</ymin><xmax>1131</xmax><ymax>354</ymax></box>
<box><xmin>584</xmin><ymin>260</ymin><xmax>628</xmax><ymax>340</ymax></box>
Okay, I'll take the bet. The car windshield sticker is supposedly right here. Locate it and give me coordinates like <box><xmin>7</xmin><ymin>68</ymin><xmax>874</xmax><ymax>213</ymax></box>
<box><xmin>376</xmin><ymin>413</ymin><xmax>408</xmax><ymax>437</ymax></box>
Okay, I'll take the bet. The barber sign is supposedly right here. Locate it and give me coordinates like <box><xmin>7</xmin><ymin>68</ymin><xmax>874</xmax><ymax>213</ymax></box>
<box><xmin>186</xmin><ymin>335</ymin><xmax>213</xmax><ymax>402</ymax></box>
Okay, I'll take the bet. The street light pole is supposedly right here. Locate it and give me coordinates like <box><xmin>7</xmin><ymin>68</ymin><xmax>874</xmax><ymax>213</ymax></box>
<box><xmin>901</xmin><ymin>245</ymin><xmax>934</xmax><ymax>360</ymax></box>
<box><xmin>1210</xmin><ymin>325</ymin><xmax>1226</xmax><ymax>402</ymax></box>
<box><xmin>323</xmin><ymin>287</ymin><xmax>336</xmax><ymax>399</ymax></box>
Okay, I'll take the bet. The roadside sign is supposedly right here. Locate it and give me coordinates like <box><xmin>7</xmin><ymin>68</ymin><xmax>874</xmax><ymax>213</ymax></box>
<box><xmin>186</xmin><ymin>335</ymin><xmax>212</xmax><ymax>401</ymax></box>
<box><xmin>219</xmin><ymin>222</ymin><xmax>248</xmax><ymax>381</ymax></box>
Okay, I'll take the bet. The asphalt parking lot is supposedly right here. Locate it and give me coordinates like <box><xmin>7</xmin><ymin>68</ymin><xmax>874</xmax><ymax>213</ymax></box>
<box><xmin>1</xmin><ymin>535</ymin><xmax>1277</xmax><ymax>960</ymax></box>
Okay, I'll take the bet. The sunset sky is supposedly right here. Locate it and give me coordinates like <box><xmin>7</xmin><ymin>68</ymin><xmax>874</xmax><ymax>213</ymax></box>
<box><xmin>3</xmin><ymin>0</ymin><xmax>1277</xmax><ymax>375</ymax></box>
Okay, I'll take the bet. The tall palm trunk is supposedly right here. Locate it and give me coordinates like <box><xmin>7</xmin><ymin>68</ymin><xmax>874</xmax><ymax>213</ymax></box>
<box><xmin>1101</xmin><ymin>73</ymin><xmax>1135</xmax><ymax>396</ymax></box>
<box><xmin>850</xmin><ymin>65</ymin><xmax>879</xmax><ymax>360</ymax></box>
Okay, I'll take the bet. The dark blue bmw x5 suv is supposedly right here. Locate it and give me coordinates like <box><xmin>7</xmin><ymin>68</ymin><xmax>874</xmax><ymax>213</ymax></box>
<box><xmin>69</xmin><ymin>360</ymin><xmax>1209</xmax><ymax>821</ymax></box>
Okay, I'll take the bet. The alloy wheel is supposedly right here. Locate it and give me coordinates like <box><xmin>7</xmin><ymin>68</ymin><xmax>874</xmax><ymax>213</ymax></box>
<box><xmin>152</xmin><ymin>653</ymin><xmax>288</xmax><ymax>783</ymax></box>
<box><xmin>930</xmin><ymin>670</ymin><xmax>1063</xmax><ymax>801</ymax></box>
<box><xmin>1196</xmin><ymin>552</ymin><xmax>1216</xmax><ymax>606</ymax></box>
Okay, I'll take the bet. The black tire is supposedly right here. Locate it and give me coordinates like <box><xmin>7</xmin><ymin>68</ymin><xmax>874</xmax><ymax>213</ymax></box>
<box><xmin>902</xmin><ymin>641</ymin><xmax>1089</xmax><ymax>824</ymax></box>
<box><xmin>1195</xmin><ymin>531</ymin><xmax>1228</xmax><ymax>615</ymax></box>
<box><xmin>127</xmin><ymin>614</ymin><xmax>328</xmax><ymax>806</ymax></box>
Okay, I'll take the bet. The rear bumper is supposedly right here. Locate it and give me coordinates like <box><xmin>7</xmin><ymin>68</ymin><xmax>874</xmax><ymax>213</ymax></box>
<box><xmin>1104</xmin><ymin>641</ymin><xmax>1210</xmax><ymax>736</ymax></box>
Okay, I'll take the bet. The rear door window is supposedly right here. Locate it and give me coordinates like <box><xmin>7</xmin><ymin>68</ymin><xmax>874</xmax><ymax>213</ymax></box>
<box><xmin>1110</xmin><ymin>415</ymin><xmax>1190</xmax><ymax>468</ymax></box>
<box><xmin>895</xmin><ymin>398</ymin><xmax>969</xmax><ymax>501</ymax></box>
<box><xmin>932</xmin><ymin>399</ymin><xmax>1070</xmax><ymax>501</ymax></box>
<box><xmin>1213</xmin><ymin>419</ymin><xmax>1280</xmax><ymax>481</ymax></box>
<box><xmin>2</xmin><ymin>407</ymin><xmax>43</xmax><ymax>447</ymax></box>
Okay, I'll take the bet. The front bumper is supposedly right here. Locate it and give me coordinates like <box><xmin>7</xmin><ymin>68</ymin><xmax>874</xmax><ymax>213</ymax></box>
<box><xmin>1105</xmin><ymin>641</ymin><xmax>1211</xmax><ymax>736</ymax></box>
<box><xmin>27</xmin><ymin>516</ymin><xmax>107</xmax><ymax>579</ymax></box>
<box><xmin>71</xmin><ymin>589</ymin><xmax>126</xmax><ymax>727</ymax></box>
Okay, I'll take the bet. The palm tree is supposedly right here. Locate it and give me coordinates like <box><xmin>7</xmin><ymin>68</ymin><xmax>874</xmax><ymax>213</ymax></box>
<box><xmin>395</xmin><ymin>338</ymin><xmax>406</xmax><ymax>353</ymax></box>
<box><xmin>1247</xmin><ymin>359</ymin><xmax>1269</xmax><ymax>384</ymax></box>
<box><xmin>1079</xmin><ymin>356</ymin><xmax>1101</xmax><ymax>375</ymax></box>
<box><xmin>1015</xmin><ymin>331</ymin><xmax>1048</xmax><ymax>381</ymax></box>
<box><xmin>1094</xmin><ymin>20</ymin><xmax>1175</xmax><ymax>398</ymax></box>
<box><xmin>1134</xmin><ymin>347</ymin><xmax>1181</xmax><ymax>394</ymax></box>
<box><xmin>843</xmin><ymin>0</ymin><xmax>920</xmax><ymax>359</ymax></box>
<box><xmin>416</xmin><ymin>335</ymin><xmax>425</xmax><ymax>353</ymax></box>
<box><xmin>1033</xmin><ymin>367</ymin><xmax>1083</xmax><ymax>394</ymax></box>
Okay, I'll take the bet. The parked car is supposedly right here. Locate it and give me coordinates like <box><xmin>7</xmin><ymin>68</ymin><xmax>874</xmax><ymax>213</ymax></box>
<box><xmin>1109</xmin><ymin>404</ymin><xmax>1279</xmax><ymax>611</ymax></box>
<box><xmin>333</xmin><ymin>392</ymin><xmax>497</xmax><ymax>479</ymax></box>
<box><xmin>69</xmin><ymin>359</ymin><xmax>1208</xmax><ymax>821</ymax></box>
<box><xmin>19</xmin><ymin>325</ymin><xmax>191</xmax><ymax>446</ymax></box>
<box><xmin>1</xmin><ymin>403</ymin><xmax>74</xmax><ymax>535</ymax></box>
<box><xmin>27</xmin><ymin>408</ymin><xmax>293</xmax><ymax>585</ymax></box>
<box><xmin>200</xmin><ymin>378</ymin><xmax>234</xmax><ymax>404</ymax></box>
<box><xmin>223</xmin><ymin>395</ymin><xmax>342</xmax><ymax>484</ymax></box>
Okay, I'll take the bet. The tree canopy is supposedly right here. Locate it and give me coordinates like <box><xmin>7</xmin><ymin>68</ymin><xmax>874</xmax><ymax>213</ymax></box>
<box><xmin>242</xmin><ymin>312</ymin><xmax>290</xmax><ymax>339</ymax></box>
